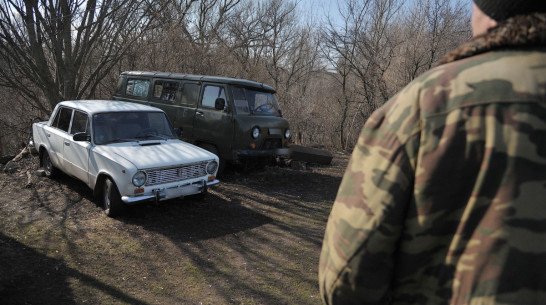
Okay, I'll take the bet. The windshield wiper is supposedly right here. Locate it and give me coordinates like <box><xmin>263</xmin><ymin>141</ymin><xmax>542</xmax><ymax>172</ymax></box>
<box><xmin>135</xmin><ymin>134</ymin><xmax>172</xmax><ymax>140</ymax></box>
<box><xmin>102</xmin><ymin>138</ymin><xmax>138</xmax><ymax>144</ymax></box>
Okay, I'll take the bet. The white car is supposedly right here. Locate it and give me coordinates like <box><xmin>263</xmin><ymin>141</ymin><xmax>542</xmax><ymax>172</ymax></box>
<box><xmin>32</xmin><ymin>100</ymin><xmax>219</xmax><ymax>217</ymax></box>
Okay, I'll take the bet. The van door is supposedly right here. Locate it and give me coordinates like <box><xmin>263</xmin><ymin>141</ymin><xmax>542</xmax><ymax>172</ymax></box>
<box><xmin>193</xmin><ymin>83</ymin><xmax>233</xmax><ymax>158</ymax></box>
<box><xmin>177</xmin><ymin>82</ymin><xmax>201</xmax><ymax>141</ymax></box>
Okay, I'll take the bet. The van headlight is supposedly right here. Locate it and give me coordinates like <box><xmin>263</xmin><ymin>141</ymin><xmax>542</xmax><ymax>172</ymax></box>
<box><xmin>252</xmin><ymin>127</ymin><xmax>260</xmax><ymax>139</ymax></box>
<box><xmin>206</xmin><ymin>160</ymin><xmax>219</xmax><ymax>174</ymax></box>
<box><xmin>132</xmin><ymin>171</ymin><xmax>147</xmax><ymax>187</ymax></box>
<box><xmin>285</xmin><ymin>129</ymin><xmax>291</xmax><ymax>139</ymax></box>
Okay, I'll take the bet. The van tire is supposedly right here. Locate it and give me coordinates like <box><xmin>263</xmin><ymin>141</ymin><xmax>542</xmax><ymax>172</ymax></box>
<box><xmin>200</xmin><ymin>144</ymin><xmax>225</xmax><ymax>175</ymax></box>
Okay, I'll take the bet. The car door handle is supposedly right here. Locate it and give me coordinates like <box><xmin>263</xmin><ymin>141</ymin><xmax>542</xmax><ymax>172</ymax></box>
<box><xmin>64</xmin><ymin>141</ymin><xmax>70</xmax><ymax>146</ymax></box>
<box><xmin>46</xmin><ymin>133</ymin><xmax>51</xmax><ymax>138</ymax></box>
<box><xmin>196</xmin><ymin>111</ymin><xmax>204</xmax><ymax>117</ymax></box>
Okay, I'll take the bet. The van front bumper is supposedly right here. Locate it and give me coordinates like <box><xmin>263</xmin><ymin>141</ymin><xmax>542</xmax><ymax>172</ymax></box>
<box><xmin>121</xmin><ymin>179</ymin><xmax>220</xmax><ymax>204</ymax></box>
<box><xmin>236</xmin><ymin>148</ymin><xmax>290</xmax><ymax>158</ymax></box>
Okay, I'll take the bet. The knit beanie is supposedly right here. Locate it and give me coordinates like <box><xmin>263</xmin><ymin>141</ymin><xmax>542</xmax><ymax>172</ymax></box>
<box><xmin>474</xmin><ymin>0</ymin><xmax>546</xmax><ymax>21</ymax></box>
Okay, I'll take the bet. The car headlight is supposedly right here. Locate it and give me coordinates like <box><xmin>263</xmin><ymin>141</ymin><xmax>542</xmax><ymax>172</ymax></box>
<box><xmin>285</xmin><ymin>129</ymin><xmax>291</xmax><ymax>139</ymax></box>
<box><xmin>132</xmin><ymin>171</ymin><xmax>147</xmax><ymax>187</ymax></box>
<box><xmin>206</xmin><ymin>160</ymin><xmax>218</xmax><ymax>174</ymax></box>
<box><xmin>252</xmin><ymin>127</ymin><xmax>260</xmax><ymax>139</ymax></box>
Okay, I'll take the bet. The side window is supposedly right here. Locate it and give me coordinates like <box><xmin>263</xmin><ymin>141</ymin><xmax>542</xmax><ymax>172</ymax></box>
<box><xmin>70</xmin><ymin>110</ymin><xmax>89</xmax><ymax>135</ymax></box>
<box><xmin>180</xmin><ymin>83</ymin><xmax>200</xmax><ymax>106</ymax></box>
<box><xmin>126</xmin><ymin>78</ymin><xmax>150</xmax><ymax>97</ymax></box>
<box><xmin>232</xmin><ymin>87</ymin><xmax>250</xmax><ymax>114</ymax></box>
<box><xmin>153</xmin><ymin>80</ymin><xmax>179</xmax><ymax>103</ymax></box>
<box><xmin>55</xmin><ymin>107</ymin><xmax>73</xmax><ymax>132</ymax></box>
<box><xmin>51</xmin><ymin>107</ymin><xmax>62</xmax><ymax>127</ymax></box>
<box><xmin>201</xmin><ymin>85</ymin><xmax>226</xmax><ymax>108</ymax></box>
<box><xmin>115</xmin><ymin>77</ymin><xmax>124</xmax><ymax>95</ymax></box>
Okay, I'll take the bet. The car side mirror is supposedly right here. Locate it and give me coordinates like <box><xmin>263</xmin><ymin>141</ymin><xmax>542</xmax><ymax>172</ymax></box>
<box><xmin>73</xmin><ymin>132</ymin><xmax>90</xmax><ymax>142</ymax></box>
<box><xmin>215</xmin><ymin>98</ymin><xmax>226</xmax><ymax>111</ymax></box>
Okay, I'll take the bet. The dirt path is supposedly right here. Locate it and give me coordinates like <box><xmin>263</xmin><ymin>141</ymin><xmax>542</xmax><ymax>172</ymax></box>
<box><xmin>0</xmin><ymin>153</ymin><xmax>348</xmax><ymax>304</ymax></box>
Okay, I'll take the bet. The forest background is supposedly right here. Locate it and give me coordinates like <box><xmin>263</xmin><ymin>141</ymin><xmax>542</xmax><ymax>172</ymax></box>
<box><xmin>0</xmin><ymin>0</ymin><xmax>471</xmax><ymax>156</ymax></box>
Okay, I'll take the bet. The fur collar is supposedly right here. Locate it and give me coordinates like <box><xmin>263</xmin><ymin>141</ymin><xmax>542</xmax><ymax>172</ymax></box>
<box><xmin>439</xmin><ymin>13</ymin><xmax>546</xmax><ymax>65</ymax></box>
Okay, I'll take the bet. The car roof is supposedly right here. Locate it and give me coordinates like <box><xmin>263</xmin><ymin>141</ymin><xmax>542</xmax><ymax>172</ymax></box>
<box><xmin>121</xmin><ymin>71</ymin><xmax>276</xmax><ymax>93</ymax></box>
<box><xmin>57</xmin><ymin>100</ymin><xmax>162</xmax><ymax>114</ymax></box>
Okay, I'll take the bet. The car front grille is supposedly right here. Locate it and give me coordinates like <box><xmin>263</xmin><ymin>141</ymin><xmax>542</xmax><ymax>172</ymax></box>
<box><xmin>145</xmin><ymin>162</ymin><xmax>208</xmax><ymax>186</ymax></box>
<box><xmin>261</xmin><ymin>138</ymin><xmax>282</xmax><ymax>150</ymax></box>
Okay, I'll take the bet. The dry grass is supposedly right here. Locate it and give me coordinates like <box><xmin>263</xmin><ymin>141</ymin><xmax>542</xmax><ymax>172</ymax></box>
<box><xmin>0</xmin><ymin>153</ymin><xmax>349</xmax><ymax>304</ymax></box>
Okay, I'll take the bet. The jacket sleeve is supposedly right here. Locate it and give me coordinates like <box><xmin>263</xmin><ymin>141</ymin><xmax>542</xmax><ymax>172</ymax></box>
<box><xmin>319</xmin><ymin>94</ymin><xmax>419</xmax><ymax>305</ymax></box>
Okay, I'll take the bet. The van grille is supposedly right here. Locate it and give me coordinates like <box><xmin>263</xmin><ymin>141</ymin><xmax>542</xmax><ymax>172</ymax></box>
<box><xmin>145</xmin><ymin>162</ymin><xmax>207</xmax><ymax>186</ymax></box>
<box><xmin>262</xmin><ymin>138</ymin><xmax>282</xmax><ymax>150</ymax></box>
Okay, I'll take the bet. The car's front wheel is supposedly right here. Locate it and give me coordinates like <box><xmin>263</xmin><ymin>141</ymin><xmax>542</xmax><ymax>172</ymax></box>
<box><xmin>42</xmin><ymin>150</ymin><xmax>57</xmax><ymax>178</ymax></box>
<box><xmin>103</xmin><ymin>178</ymin><xmax>124</xmax><ymax>217</ymax></box>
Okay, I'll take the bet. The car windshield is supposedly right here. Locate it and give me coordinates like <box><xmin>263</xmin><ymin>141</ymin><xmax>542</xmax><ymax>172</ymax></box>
<box><xmin>93</xmin><ymin>111</ymin><xmax>176</xmax><ymax>145</ymax></box>
<box><xmin>232</xmin><ymin>87</ymin><xmax>280</xmax><ymax>116</ymax></box>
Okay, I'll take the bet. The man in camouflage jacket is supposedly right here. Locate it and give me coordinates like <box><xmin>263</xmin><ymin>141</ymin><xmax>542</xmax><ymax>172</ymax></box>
<box><xmin>319</xmin><ymin>1</ymin><xmax>546</xmax><ymax>304</ymax></box>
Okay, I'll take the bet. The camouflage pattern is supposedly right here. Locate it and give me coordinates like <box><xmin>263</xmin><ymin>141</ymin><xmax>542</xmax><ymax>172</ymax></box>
<box><xmin>319</xmin><ymin>48</ymin><xmax>546</xmax><ymax>305</ymax></box>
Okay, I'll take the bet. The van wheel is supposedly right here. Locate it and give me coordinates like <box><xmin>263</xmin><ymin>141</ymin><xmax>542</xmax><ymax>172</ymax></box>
<box><xmin>103</xmin><ymin>178</ymin><xmax>125</xmax><ymax>217</ymax></box>
<box><xmin>42</xmin><ymin>150</ymin><xmax>57</xmax><ymax>178</ymax></box>
<box><xmin>200</xmin><ymin>144</ymin><xmax>225</xmax><ymax>175</ymax></box>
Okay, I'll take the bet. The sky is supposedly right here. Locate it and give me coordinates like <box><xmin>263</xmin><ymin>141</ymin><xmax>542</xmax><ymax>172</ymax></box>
<box><xmin>297</xmin><ymin>0</ymin><xmax>473</xmax><ymax>27</ymax></box>
<box><xmin>298</xmin><ymin>0</ymin><xmax>344</xmax><ymax>26</ymax></box>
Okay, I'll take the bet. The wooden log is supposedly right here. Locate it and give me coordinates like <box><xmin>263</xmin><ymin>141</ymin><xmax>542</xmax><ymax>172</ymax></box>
<box><xmin>289</xmin><ymin>145</ymin><xmax>333</xmax><ymax>165</ymax></box>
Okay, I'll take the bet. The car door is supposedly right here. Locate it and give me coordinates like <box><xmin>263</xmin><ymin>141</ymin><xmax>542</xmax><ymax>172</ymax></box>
<box><xmin>192</xmin><ymin>83</ymin><xmax>233</xmax><ymax>156</ymax></box>
<box><xmin>64</xmin><ymin>110</ymin><xmax>91</xmax><ymax>183</ymax></box>
<box><xmin>46</xmin><ymin>106</ymin><xmax>73</xmax><ymax>170</ymax></box>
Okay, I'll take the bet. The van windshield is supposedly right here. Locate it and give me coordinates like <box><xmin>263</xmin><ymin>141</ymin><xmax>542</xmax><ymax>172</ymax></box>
<box><xmin>232</xmin><ymin>87</ymin><xmax>280</xmax><ymax>116</ymax></box>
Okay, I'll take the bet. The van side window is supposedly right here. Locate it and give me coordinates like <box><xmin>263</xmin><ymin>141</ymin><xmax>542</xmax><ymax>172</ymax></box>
<box><xmin>53</xmin><ymin>107</ymin><xmax>73</xmax><ymax>132</ymax></box>
<box><xmin>126</xmin><ymin>79</ymin><xmax>150</xmax><ymax>97</ymax></box>
<box><xmin>232</xmin><ymin>87</ymin><xmax>250</xmax><ymax>114</ymax></box>
<box><xmin>202</xmin><ymin>85</ymin><xmax>226</xmax><ymax>108</ymax></box>
<box><xmin>181</xmin><ymin>83</ymin><xmax>200</xmax><ymax>106</ymax></box>
<box><xmin>70</xmin><ymin>110</ymin><xmax>89</xmax><ymax>135</ymax></box>
<box><xmin>153</xmin><ymin>81</ymin><xmax>179</xmax><ymax>102</ymax></box>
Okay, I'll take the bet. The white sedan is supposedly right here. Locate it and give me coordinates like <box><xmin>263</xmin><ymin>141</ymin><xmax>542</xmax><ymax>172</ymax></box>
<box><xmin>32</xmin><ymin>100</ymin><xmax>219</xmax><ymax>217</ymax></box>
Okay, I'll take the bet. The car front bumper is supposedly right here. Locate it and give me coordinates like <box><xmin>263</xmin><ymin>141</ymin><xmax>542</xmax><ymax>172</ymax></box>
<box><xmin>121</xmin><ymin>179</ymin><xmax>220</xmax><ymax>204</ymax></box>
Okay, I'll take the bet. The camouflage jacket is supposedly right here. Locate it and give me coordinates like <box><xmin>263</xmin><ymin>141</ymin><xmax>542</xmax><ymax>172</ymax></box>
<box><xmin>319</xmin><ymin>13</ymin><xmax>546</xmax><ymax>305</ymax></box>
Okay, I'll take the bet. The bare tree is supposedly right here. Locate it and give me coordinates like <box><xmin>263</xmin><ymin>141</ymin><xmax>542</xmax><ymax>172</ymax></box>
<box><xmin>394</xmin><ymin>0</ymin><xmax>471</xmax><ymax>86</ymax></box>
<box><xmin>322</xmin><ymin>0</ymin><xmax>402</xmax><ymax>150</ymax></box>
<box><xmin>0</xmin><ymin>0</ymin><xmax>156</xmax><ymax>114</ymax></box>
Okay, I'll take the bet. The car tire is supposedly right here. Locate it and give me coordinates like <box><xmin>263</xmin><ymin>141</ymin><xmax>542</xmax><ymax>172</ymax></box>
<box><xmin>200</xmin><ymin>144</ymin><xmax>225</xmax><ymax>175</ymax></box>
<box><xmin>42</xmin><ymin>150</ymin><xmax>57</xmax><ymax>178</ymax></box>
<box><xmin>103</xmin><ymin>178</ymin><xmax>124</xmax><ymax>217</ymax></box>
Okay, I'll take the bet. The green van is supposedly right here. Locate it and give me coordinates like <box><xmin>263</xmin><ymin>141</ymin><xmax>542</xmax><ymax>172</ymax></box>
<box><xmin>113</xmin><ymin>71</ymin><xmax>291</xmax><ymax>172</ymax></box>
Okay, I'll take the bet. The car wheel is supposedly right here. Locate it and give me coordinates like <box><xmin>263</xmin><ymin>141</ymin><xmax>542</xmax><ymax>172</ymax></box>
<box><xmin>42</xmin><ymin>150</ymin><xmax>57</xmax><ymax>178</ymax></box>
<box><xmin>200</xmin><ymin>144</ymin><xmax>225</xmax><ymax>175</ymax></box>
<box><xmin>103</xmin><ymin>178</ymin><xmax>124</xmax><ymax>217</ymax></box>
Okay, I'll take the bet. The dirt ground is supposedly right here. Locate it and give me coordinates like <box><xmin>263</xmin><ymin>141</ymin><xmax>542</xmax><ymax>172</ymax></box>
<box><xmin>0</xmin><ymin>152</ymin><xmax>349</xmax><ymax>305</ymax></box>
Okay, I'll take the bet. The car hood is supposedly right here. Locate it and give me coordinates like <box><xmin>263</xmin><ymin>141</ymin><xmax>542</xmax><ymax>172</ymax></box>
<box><xmin>95</xmin><ymin>140</ymin><xmax>216</xmax><ymax>169</ymax></box>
